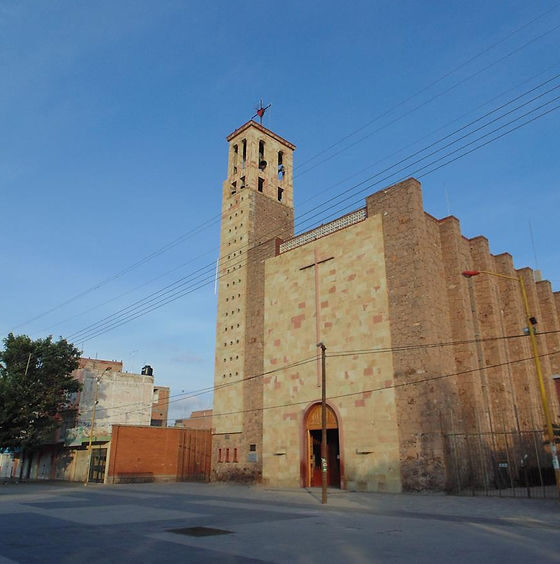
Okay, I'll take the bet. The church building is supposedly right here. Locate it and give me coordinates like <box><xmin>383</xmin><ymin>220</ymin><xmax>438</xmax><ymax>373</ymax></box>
<box><xmin>211</xmin><ymin>120</ymin><xmax>560</xmax><ymax>492</ymax></box>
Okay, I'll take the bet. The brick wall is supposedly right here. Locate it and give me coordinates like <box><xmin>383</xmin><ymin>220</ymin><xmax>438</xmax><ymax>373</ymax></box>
<box><xmin>151</xmin><ymin>386</ymin><xmax>170</xmax><ymax>426</ymax></box>
<box><xmin>107</xmin><ymin>425</ymin><xmax>211</xmax><ymax>483</ymax></box>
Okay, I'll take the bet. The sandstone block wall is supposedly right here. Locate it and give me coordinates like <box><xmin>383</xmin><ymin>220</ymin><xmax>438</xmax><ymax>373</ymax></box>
<box><xmin>212</xmin><ymin>122</ymin><xmax>295</xmax><ymax>482</ymax></box>
<box><xmin>366</xmin><ymin>178</ymin><xmax>560</xmax><ymax>490</ymax></box>
<box><xmin>212</xmin><ymin>124</ymin><xmax>560</xmax><ymax>492</ymax></box>
<box><xmin>262</xmin><ymin>214</ymin><xmax>401</xmax><ymax>492</ymax></box>
<box><xmin>366</xmin><ymin>179</ymin><xmax>457</xmax><ymax>490</ymax></box>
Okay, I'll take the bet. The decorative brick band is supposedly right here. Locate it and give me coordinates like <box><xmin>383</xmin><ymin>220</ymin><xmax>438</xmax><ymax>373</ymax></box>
<box><xmin>279</xmin><ymin>208</ymin><xmax>367</xmax><ymax>253</ymax></box>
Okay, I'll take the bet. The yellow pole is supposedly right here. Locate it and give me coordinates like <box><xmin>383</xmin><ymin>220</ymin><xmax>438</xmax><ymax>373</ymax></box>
<box><xmin>517</xmin><ymin>276</ymin><xmax>560</xmax><ymax>495</ymax></box>
<box><xmin>466</xmin><ymin>269</ymin><xmax>560</xmax><ymax>496</ymax></box>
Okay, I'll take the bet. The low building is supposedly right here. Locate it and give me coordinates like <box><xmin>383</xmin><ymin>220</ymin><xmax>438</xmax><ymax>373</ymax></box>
<box><xmin>21</xmin><ymin>358</ymin><xmax>156</xmax><ymax>483</ymax></box>
<box><xmin>175</xmin><ymin>409</ymin><xmax>213</xmax><ymax>430</ymax></box>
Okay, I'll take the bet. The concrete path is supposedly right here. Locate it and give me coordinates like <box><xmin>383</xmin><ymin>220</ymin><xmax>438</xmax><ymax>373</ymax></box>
<box><xmin>1</xmin><ymin>481</ymin><xmax>559</xmax><ymax>563</ymax></box>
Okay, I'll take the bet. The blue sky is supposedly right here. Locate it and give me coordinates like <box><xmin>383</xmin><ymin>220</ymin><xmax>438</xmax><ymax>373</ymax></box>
<box><xmin>2</xmin><ymin>1</ymin><xmax>559</xmax><ymax>422</ymax></box>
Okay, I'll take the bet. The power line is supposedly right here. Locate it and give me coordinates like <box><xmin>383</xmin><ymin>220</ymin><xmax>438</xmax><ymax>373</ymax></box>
<box><xmin>79</xmin><ymin>343</ymin><xmax>560</xmax><ymax>422</ymax></box>
<box><xmin>66</xmin><ymin>86</ymin><xmax>560</xmax><ymax>343</ymax></box>
<box><xmin>294</xmin><ymin>4</ymin><xmax>560</xmax><ymax>173</ymax></box>
<box><xmin>293</xmin><ymin>94</ymin><xmax>560</xmax><ymax>231</ymax></box>
<box><xmin>289</xmin><ymin>59</ymin><xmax>560</xmax><ymax>220</ymax></box>
<box><xmin>193</xmin><ymin>349</ymin><xmax>560</xmax><ymax>422</ymax></box>
<box><xmin>79</xmin><ymin>354</ymin><xmax>318</xmax><ymax>417</ymax></box>
<box><xmin>77</xmin><ymin>330</ymin><xmax>560</xmax><ymax>417</ymax></box>
<box><xmin>295</xmin><ymin>19</ymin><xmax>560</xmax><ymax>178</ymax></box>
<box><xmin>13</xmin><ymin>213</ymin><xmax>223</xmax><ymax>330</ymax></box>
<box><xmin>15</xmin><ymin>9</ymin><xmax>560</xmax><ymax>333</ymax></box>
<box><xmin>293</xmin><ymin>74</ymin><xmax>560</xmax><ymax>230</ymax></box>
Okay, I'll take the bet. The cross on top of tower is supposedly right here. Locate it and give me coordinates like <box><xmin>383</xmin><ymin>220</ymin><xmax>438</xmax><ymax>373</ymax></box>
<box><xmin>251</xmin><ymin>100</ymin><xmax>271</xmax><ymax>124</ymax></box>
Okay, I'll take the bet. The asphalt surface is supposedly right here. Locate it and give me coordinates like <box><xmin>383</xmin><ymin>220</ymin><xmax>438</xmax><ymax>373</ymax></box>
<box><xmin>1</xmin><ymin>481</ymin><xmax>559</xmax><ymax>563</ymax></box>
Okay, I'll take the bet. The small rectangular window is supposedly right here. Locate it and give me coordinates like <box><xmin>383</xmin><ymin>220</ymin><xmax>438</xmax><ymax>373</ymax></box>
<box><xmin>249</xmin><ymin>444</ymin><xmax>256</xmax><ymax>452</ymax></box>
<box><xmin>258</xmin><ymin>177</ymin><xmax>264</xmax><ymax>192</ymax></box>
<box><xmin>277</xmin><ymin>187</ymin><xmax>284</xmax><ymax>202</ymax></box>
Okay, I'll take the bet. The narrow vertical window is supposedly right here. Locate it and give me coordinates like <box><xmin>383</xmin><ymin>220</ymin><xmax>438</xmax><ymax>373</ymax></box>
<box><xmin>277</xmin><ymin>151</ymin><xmax>284</xmax><ymax>180</ymax></box>
<box><xmin>242</xmin><ymin>139</ymin><xmax>247</xmax><ymax>169</ymax></box>
<box><xmin>233</xmin><ymin>448</ymin><xmax>238</xmax><ymax>463</ymax></box>
<box><xmin>258</xmin><ymin>140</ymin><xmax>267</xmax><ymax>171</ymax></box>
<box><xmin>258</xmin><ymin>177</ymin><xmax>264</xmax><ymax>193</ymax></box>
<box><xmin>225</xmin><ymin>448</ymin><xmax>230</xmax><ymax>463</ymax></box>
<box><xmin>218</xmin><ymin>448</ymin><xmax>223</xmax><ymax>463</ymax></box>
<box><xmin>277</xmin><ymin>187</ymin><xmax>284</xmax><ymax>202</ymax></box>
<box><xmin>233</xmin><ymin>144</ymin><xmax>238</xmax><ymax>174</ymax></box>
<box><xmin>240</xmin><ymin>176</ymin><xmax>246</xmax><ymax>189</ymax></box>
<box><xmin>231</xmin><ymin>181</ymin><xmax>237</xmax><ymax>194</ymax></box>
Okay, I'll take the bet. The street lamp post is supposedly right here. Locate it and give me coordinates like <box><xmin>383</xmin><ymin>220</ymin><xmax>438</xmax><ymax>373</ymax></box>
<box><xmin>84</xmin><ymin>366</ymin><xmax>111</xmax><ymax>486</ymax></box>
<box><xmin>462</xmin><ymin>270</ymin><xmax>560</xmax><ymax>496</ymax></box>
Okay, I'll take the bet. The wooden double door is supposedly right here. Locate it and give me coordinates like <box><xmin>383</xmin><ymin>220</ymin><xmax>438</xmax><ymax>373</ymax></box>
<box><xmin>305</xmin><ymin>404</ymin><xmax>340</xmax><ymax>488</ymax></box>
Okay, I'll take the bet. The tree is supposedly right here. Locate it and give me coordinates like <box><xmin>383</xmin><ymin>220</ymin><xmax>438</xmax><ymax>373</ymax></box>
<box><xmin>0</xmin><ymin>333</ymin><xmax>81</xmax><ymax>451</ymax></box>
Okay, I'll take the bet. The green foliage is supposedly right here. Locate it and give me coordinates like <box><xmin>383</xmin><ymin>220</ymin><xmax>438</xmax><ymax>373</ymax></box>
<box><xmin>0</xmin><ymin>333</ymin><xmax>81</xmax><ymax>450</ymax></box>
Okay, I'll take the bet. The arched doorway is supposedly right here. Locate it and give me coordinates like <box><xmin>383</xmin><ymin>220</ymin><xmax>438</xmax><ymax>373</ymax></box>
<box><xmin>304</xmin><ymin>403</ymin><xmax>341</xmax><ymax>488</ymax></box>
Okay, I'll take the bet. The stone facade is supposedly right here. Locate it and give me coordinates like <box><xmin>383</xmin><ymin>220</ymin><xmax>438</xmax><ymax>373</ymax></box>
<box><xmin>212</xmin><ymin>121</ymin><xmax>294</xmax><ymax>481</ymax></box>
<box><xmin>262</xmin><ymin>212</ymin><xmax>401</xmax><ymax>492</ymax></box>
<box><xmin>212</xmin><ymin>122</ymin><xmax>560</xmax><ymax>491</ymax></box>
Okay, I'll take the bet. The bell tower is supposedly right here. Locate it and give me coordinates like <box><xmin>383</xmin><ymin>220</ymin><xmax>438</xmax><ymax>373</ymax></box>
<box><xmin>212</xmin><ymin>120</ymin><xmax>295</xmax><ymax>481</ymax></box>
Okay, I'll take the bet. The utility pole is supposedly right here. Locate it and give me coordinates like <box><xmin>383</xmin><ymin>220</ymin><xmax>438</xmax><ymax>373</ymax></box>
<box><xmin>317</xmin><ymin>342</ymin><xmax>327</xmax><ymax>505</ymax></box>
<box><xmin>84</xmin><ymin>366</ymin><xmax>111</xmax><ymax>486</ymax></box>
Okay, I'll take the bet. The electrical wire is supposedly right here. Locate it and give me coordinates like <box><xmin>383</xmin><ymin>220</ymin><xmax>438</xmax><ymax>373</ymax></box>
<box><xmin>15</xmin><ymin>8</ymin><xmax>560</xmax><ymax>333</ymax></box>
<box><xmin>295</xmin><ymin>4</ymin><xmax>560</xmax><ymax>173</ymax></box>
<box><xmin>67</xmin><ymin>90</ymin><xmax>560</xmax><ymax>343</ymax></box>
<box><xmin>77</xmin><ymin>329</ymin><xmax>560</xmax><ymax>417</ymax></box>
<box><xmin>79</xmin><ymin>343</ymin><xmax>560</xmax><ymax>421</ymax></box>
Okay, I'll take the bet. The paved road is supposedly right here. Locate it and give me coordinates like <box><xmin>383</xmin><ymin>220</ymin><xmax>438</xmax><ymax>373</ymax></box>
<box><xmin>1</xmin><ymin>481</ymin><xmax>559</xmax><ymax>563</ymax></box>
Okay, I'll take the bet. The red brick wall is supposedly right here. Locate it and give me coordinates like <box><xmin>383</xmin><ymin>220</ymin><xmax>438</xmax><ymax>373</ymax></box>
<box><xmin>107</xmin><ymin>425</ymin><xmax>211</xmax><ymax>483</ymax></box>
<box><xmin>151</xmin><ymin>386</ymin><xmax>170</xmax><ymax>427</ymax></box>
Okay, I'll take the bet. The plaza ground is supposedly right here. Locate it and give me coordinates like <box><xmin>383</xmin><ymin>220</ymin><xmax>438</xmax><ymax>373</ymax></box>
<box><xmin>0</xmin><ymin>481</ymin><xmax>559</xmax><ymax>563</ymax></box>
